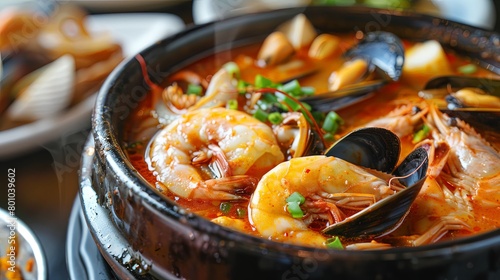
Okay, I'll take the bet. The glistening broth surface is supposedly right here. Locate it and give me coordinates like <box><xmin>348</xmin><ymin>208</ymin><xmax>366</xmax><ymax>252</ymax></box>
<box><xmin>124</xmin><ymin>33</ymin><xmax>500</xmax><ymax>249</ymax></box>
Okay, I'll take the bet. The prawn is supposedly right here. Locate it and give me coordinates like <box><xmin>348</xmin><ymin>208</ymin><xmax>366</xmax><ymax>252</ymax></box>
<box><xmin>384</xmin><ymin>104</ymin><xmax>499</xmax><ymax>246</ymax></box>
<box><xmin>148</xmin><ymin>107</ymin><xmax>284</xmax><ymax>200</ymax></box>
<box><xmin>249</xmin><ymin>155</ymin><xmax>405</xmax><ymax>247</ymax></box>
<box><xmin>387</xmin><ymin>177</ymin><xmax>473</xmax><ymax>246</ymax></box>
<box><xmin>427</xmin><ymin>104</ymin><xmax>500</xmax><ymax>207</ymax></box>
<box><xmin>365</xmin><ymin>103</ymin><xmax>429</xmax><ymax>138</ymax></box>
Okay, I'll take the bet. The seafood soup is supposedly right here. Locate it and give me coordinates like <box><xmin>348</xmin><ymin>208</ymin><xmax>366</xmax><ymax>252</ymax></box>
<box><xmin>124</xmin><ymin>15</ymin><xmax>500</xmax><ymax>250</ymax></box>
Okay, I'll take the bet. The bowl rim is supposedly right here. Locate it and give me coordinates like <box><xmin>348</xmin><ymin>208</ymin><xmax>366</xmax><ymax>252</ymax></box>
<box><xmin>92</xmin><ymin>5</ymin><xmax>500</xmax><ymax>258</ymax></box>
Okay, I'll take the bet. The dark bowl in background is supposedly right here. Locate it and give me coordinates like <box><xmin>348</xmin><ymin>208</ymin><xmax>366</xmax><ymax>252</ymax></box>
<box><xmin>80</xmin><ymin>6</ymin><xmax>500</xmax><ymax>280</ymax></box>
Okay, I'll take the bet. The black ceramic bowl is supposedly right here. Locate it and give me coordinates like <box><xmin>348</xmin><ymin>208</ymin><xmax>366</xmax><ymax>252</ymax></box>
<box><xmin>80</xmin><ymin>6</ymin><xmax>500</xmax><ymax>280</ymax></box>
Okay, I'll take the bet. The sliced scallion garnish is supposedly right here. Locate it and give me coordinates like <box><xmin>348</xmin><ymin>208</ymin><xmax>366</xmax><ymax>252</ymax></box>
<box><xmin>223</xmin><ymin>61</ymin><xmax>240</xmax><ymax>78</ymax></box>
<box><xmin>326</xmin><ymin>236</ymin><xmax>344</xmax><ymax>250</ymax></box>
<box><xmin>282</xmin><ymin>96</ymin><xmax>302</xmax><ymax>112</ymax></box>
<box><xmin>286</xmin><ymin>201</ymin><xmax>304</xmax><ymax>219</ymax></box>
<box><xmin>220</xmin><ymin>202</ymin><xmax>232</xmax><ymax>214</ymax></box>
<box><xmin>261</xmin><ymin>93</ymin><xmax>279</xmax><ymax>104</ymax></box>
<box><xmin>301</xmin><ymin>86</ymin><xmax>315</xmax><ymax>96</ymax></box>
<box><xmin>186</xmin><ymin>84</ymin><xmax>202</xmax><ymax>95</ymax></box>
<box><xmin>237</xmin><ymin>79</ymin><xmax>248</xmax><ymax>94</ymax></box>
<box><xmin>253</xmin><ymin>108</ymin><xmax>269</xmax><ymax>122</ymax></box>
<box><xmin>322</xmin><ymin>111</ymin><xmax>343</xmax><ymax>133</ymax></box>
<box><xmin>323</xmin><ymin>132</ymin><xmax>335</xmax><ymax>141</ymax></box>
<box><xmin>281</xmin><ymin>79</ymin><xmax>302</xmax><ymax>96</ymax></box>
<box><xmin>412</xmin><ymin>124</ymin><xmax>431</xmax><ymax>143</ymax></box>
<box><xmin>227</xmin><ymin>99</ymin><xmax>238</xmax><ymax>110</ymax></box>
<box><xmin>312</xmin><ymin>111</ymin><xmax>326</xmax><ymax>123</ymax></box>
<box><xmin>268</xmin><ymin>112</ymin><xmax>284</xmax><ymax>125</ymax></box>
<box><xmin>255</xmin><ymin>75</ymin><xmax>276</xmax><ymax>89</ymax></box>
<box><xmin>286</xmin><ymin>192</ymin><xmax>305</xmax><ymax>219</ymax></box>
<box><xmin>236</xmin><ymin>208</ymin><xmax>246</xmax><ymax>219</ymax></box>
<box><xmin>286</xmin><ymin>192</ymin><xmax>306</xmax><ymax>204</ymax></box>
<box><xmin>458</xmin><ymin>64</ymin><xmax>477</xmax><ymax>75</ymax></box>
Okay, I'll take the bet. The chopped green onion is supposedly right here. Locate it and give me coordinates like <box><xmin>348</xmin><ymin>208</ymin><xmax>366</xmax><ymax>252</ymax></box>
<box><xmin>255</xmin><ymin>75</ymin><xmax>276</xmax><ymax>89</ymax></box>
<box><xmin>286</xmin><ymin>192</ymin><xmax>305</xmax><ymax>219</ymax></box>
<box><xmin>281</xmin><ymin>79</ymin><xmax>302</xmax><ymax>96</ymax></box>
<box><xmin>253</xmin><ymin>108</ymin><xmax>269</xmax><ymax>122</ymax></box>
<box><xmin>237</xmin><ymin>80</ymin><xmax>248</xmax><ymax>94</ymax></box>
<box><xmin>236</xmin><ymin>208</ymin><xmax>246</xmax><ymax>218</ymax></box>
<box><xmin>261</xmin><ymin>93</ymin><xmax>279</xmax><ymax>104</ymax></box>
<box><xmin>286</xmin><ymin>202</ymin><xmax>304</xmax><ymax>219</ymax></box>
<box><xmin>279</xmin><ymin>81</ymin><xmax>316</xmax><ymax>97</ymax></box>
<box><xmin>300</xmin><ymin>102</ymin><xmax>312</xmax><ymax>112</ymax></box>
<box><xmin>323</xmin><ymin>132</ymin><xmax>335</xmax><ymax>141</ymax></box>
<box><xmin>282</xmin><ymin>97</ymin><xmax>302</xmax><ymax>112</ymax></box>
<box><xmin>186</xmin><ymin>84</ymin><xmax>202</xmax><ymax>95</ymax></box>
<box><xmin>227</xmin><ymin>99</ymin><xmax>238</xmax><ymax>110</ymax></box>
<box><xmin>286</xmin><ymin>192</ymin><xmax>306</xmax><ymax>204</ymax></box>
<box><xmin>276</xmin><ymin>103</ymin><xmax>289</xmax><ymax>112</ymax></box>
<box><xmin>324</xmin><ymin>121</ymin><xmax>339</xmax><ymax>134</ymax></box>
<box><xmin>326</xmin><ymin>236</ymin><xmax>344</xmax><ymax>249</ymax></box>
<box><xmin>223</xmin><ymin>61</ymin><xmax>240</xmax><ymax>78</ymax></box>
<box><xmin>301</xmin><ymin>86</ymin><xmax>315</xmax><ymax>96</ymax></box>
<box><xmin>268</xmin><ymin>112</ymin><xmax>284</xmax><ymax>125</ymax></box>
<box><xmin>458</xmin><ymin>64</ymin><xmax>477</xmax><ymax>75</ymax></box>
<box><xmin>412</xmin><ymin>124</ymin><xmax>431</xmax><ymax>143</ymax></box>
<box><xmin>322</xmin><ymin>111</ymin><xmax>343</xmax><ymax>133</ymax></box>
<box><xmin>220</xmin><ymin>202</ymin><xmax>232</xmax><ymax>214</ymax></box>
<box><xmin>312</xmin><ymin>111</ymin><xmax>326</xmax><ymax>123</ymax></box>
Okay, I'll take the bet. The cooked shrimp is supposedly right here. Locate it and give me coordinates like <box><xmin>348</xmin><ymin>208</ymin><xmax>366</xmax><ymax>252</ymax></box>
<box><xmin>148</xmin><ymin>107</ymin><xmax>284</xmax><ymax>200</ymax></box>
<box><xmin>388</xmin><ymin>177</ymin><xmax>473</xmax><ymax>246</ymax></box>
<box><xmin>365</xmin><ymin>103</ymin><xmax>429</xmax><ymax>138</ymax></box>
<box><xmin>161</xmin><ymin>68</ymin><xmax>237</xmax><ymax>114</ymax></box>
<box><xmin>383</xmin><ymin>104</ymin><xmax>500</xmax><ymax>247</ymax></box>
<box><xmin>188</xmin><ymin>68</ymin><xmax>238</xmax><ymax>111</ymax></box>
<box><xmin>211</xmin><ymin>216</ymin><xmax>247</xmax><ymax>232</ymax></box>
<box><xmin>427</xmin><ymin>105</ymin><xmax>500</xmax><ymax>207</ymax></box>
<box><xmin>249</xmin><ymin>155</ymin><xmax>405</xmax><ymax>247</ymax></box>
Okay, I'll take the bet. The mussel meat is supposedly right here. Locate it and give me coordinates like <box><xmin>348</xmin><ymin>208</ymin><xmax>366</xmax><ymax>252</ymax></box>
<box><xmin>423</xmin><ymin>75</ymin><xmax>500</xmax><ymax>97</ymax></box>
<box><xmin>273</xmin><ymin>112</ymin><xmax>324</xmax><ymax>160</ymax></box>
<box><xmin>257</xmin><ymin>31</ymin><xmax>295</xmax><ymax>67</ymax></box>
<box><xmin>330</xmin><ymin>32</ymin><xmax>404</xmax><ymax>91</ymax></box>
<box><xmin>420</xmin><ymin>76</ymin><xmax>500</xmax><ymax>132</ymax></box>
<box><xmin>303</xmin><ymin>32</ymin><xmax>405</xmax><ymax>112</ymax></box>
<box><xmin>308</xmin><ymin>34</ymin><xmax>340</xmax><ymax>60</ymax></box>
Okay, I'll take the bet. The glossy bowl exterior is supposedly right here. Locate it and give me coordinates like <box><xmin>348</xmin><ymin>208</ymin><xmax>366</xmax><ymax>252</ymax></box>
<box><xmin>82</xmin><ymin>6</ymin><xmax>500</xmax><ymax>280</ymax></box>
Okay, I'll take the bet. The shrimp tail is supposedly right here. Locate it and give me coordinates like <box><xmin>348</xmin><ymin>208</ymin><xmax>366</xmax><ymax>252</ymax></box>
<box><xmin>196</xmin><ymin>175</ymin><xmax>259</xmax><ymax>200</ymax></box>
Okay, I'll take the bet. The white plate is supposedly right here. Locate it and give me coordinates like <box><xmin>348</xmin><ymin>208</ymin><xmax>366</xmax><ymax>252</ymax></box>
<box><xmin>0</xmin><ymin>13</ymin><xmax>185</xmax><ymax>159</ymax></box>
<box><xmin>0</xmin><ymin>208</ymin><xmax>46</xmax><ymax>280</ymax></box>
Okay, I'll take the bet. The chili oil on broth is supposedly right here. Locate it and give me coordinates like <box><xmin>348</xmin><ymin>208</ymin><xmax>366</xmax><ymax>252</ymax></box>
<box><xmin>124</xmin><ymin>35</ymin><xmax>500</xmax><ymax>248</ymax></box>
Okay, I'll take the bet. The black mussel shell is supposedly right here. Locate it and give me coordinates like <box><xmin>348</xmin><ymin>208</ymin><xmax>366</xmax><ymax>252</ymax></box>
<box><xmin>322</xmin><ymin>147</ymin><xmax>428</xmax><ymax>238</ymax></box>
<box><xmin>325</xmin><ymin>127</ymin><xmax>401</xmax><ymax>174</ymax></box>
<box><xmin>344</xmin><ymin>31</ymin><xmax>404</xmax><ymax>82</ymax></box>
<box><xmin>424</xmin><ymin>76</ymin><xmax>500</xmax><ymax>97</ymax></box>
